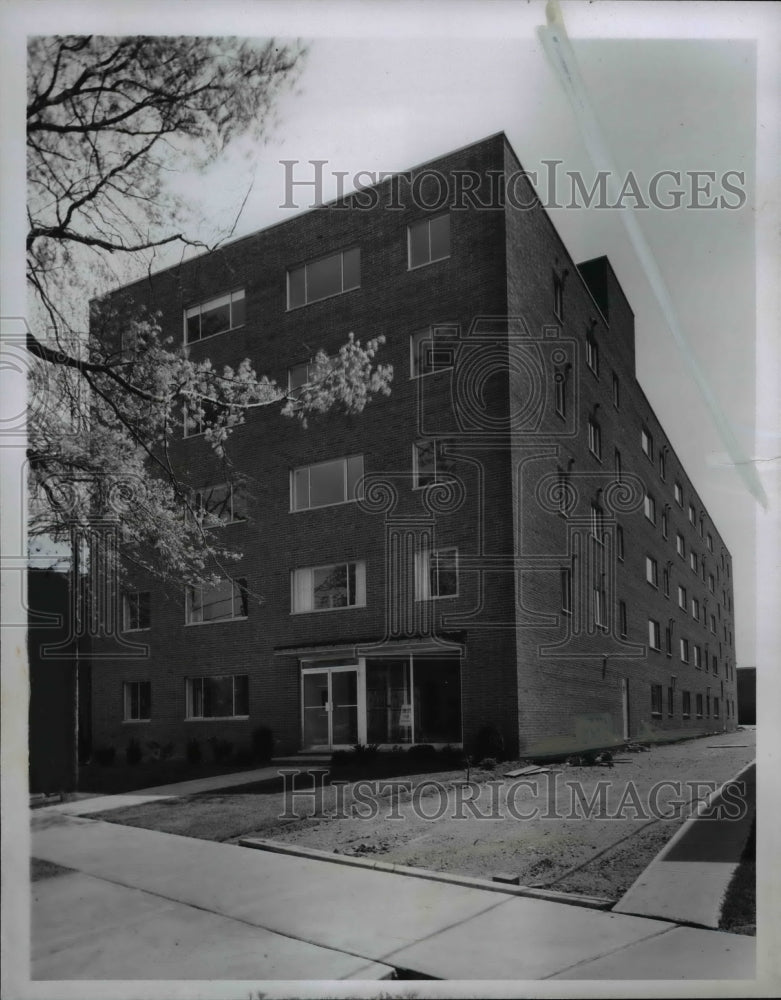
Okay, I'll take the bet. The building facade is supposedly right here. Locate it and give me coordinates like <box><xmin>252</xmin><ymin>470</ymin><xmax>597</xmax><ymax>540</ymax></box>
<box><xmin>90</xmin><ymin>133</ymin><xmax>738</xmax><ymax>759</ymax></box>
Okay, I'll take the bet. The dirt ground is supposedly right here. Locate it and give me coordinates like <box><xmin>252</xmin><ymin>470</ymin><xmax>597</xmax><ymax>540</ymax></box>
<box><xmin>98</xmin><ymin>729</ymin><xmax>755</xmax><ymax>903</ymax></box>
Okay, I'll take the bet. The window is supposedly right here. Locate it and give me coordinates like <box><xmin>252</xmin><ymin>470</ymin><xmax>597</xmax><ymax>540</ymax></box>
<box><xmin>641</xmin><ymin>427</ymin><xmax>654</xmax><ymax>461</ymax></box>
<box><xmin>292</xmin><ymin>561</ymin><xmax>366</xmax><ymax>613</ymax></box>
<box><xmin>682</xmin><ymin>691</ymin><xmax>691</xmax><ymax>718</ymax></box>
<box><xmin>676</xmin><ymin>533</ymin><xmax>685</xmax><ymax>558</ymax></box>
<box><xmin>667</xmin><ymin>686</ymin><xmax>674</xmax><ymax>717</ymax></box>
<box><xmin>661</xmin><ymin>509</ymin><xmax>668</xmax><ymax>538</ymax></box>
<box><xmin>645</xmin><ymin>556</ymin><xmax>658</xmax><ymax>587</ymax></box>
<box><xmin>183</xmin><ymin>399</ymin><xmax>224</xmax><ymax>439</ymax></box>
<box><xmin>614</xmin><ymin>448</ymin><xmax>622</xmax><ymax>480</ymax></box>
<box><xmin>588</xmin><ymin>418</ymin><xmax>602</xmax><ymax>459</ymax></box>
<box><xmin>691</xmin><ymin>597</ymin><xmax>700</xmax><ymax>621</ymax></box>
<box><xmin>554</xmin><ymin>369</ymin><xmax>567</xmax><ymax>417</ymax></box>
<box><xmin>561</xmin><ymin>568</ymin><xmax>572</xmax><ymax>614</ymax></box>
<box><xmin>410</xmin><ymin>326</ymin><xmax>454</xmax><ymax>377</ymax></box>
<box><xmin>408</xmin><ymin>214</ymin><xmax>450</xmax><ymax>269</ymax></box>
<box><xmin>696</xmin><ymin>693</ymin><xmax>703</xmax><ymax>718</ymax></box>
<box><xmin>586</xmin><ymin>333</ymin><xmax>599</xmax><ymax>375</ymax></box>
<box><xmin>186</xmin><ymin>674</ymin><xmax>249</xmax><ymax>719</ymax></box>
<box><xmin>659</xmin><ymin>450</ymin><xmax>667</xmax><ymax>480</ymax></box>
<box><xmin>665</xmin><ymin>625</ymin><xmax>672</xmax><ymax>656</ymax></box>
<box><xmin>288</xmin><ymin>248</ymin><xmax>360</xmax><ymax>308</ymax></box>
<box><xmin>593</xmin><ymin>586</ymin><xmax>605</xmax><ymax>629</ymax></box>
<box><xmin>708</xmin><ymin>573</ymin><xmax>715</xmax><ymax>593</ymax></box>
<box><xmin>712</xmin><ymin>654</ymin><xmax>718</xmax><ymax>675</ymax></box>
<box><xmin>122</xmin><ymin>591</ymin><xmax>151</xmax><ymax>632</ymax></box>
<box><xmin>415</xmin><ymin>547</ymin><xmax>458</xmax><ymax>600</ymax></box>
<box><xmin>663</xmin><ymin>567</ymin><xmax>670</xmax><ymax>597</ymax></box>
<box><xmin>616</xmin><ymin>524</ymin><xmax>624</xmax><ymax>561</ymax></box>
<box><xmin>612</xmin><ymin>372</ymin><xmax>620</xmax><ymax>408</ymax></box>
<box><xmin>710</xmin><ymin>614</ymin><xmax>717</xmax><ymax>634</ymax></box>
<box><xmin>553</xmin><ymin>274</ymin><xmax>564</xmax><ymax>319</ymax></box>
<box><xmin>707</xmin><ymin>533</ymin><xmax>713</xmax><ymax>552</ymax></box>
<box><xmin>674</xmin><ymin>482</ymin><xmax>683</xmax><ymax>506</ymax></box>
<box><xmin>678</xmin><ymin>584</ymin><xmax>687</xmax><ymax>610</ymax></box>
<box><xmin>194</xmin><ymin>483</ymin><xmax>248</xmax><ymax>525</ymax></box>
<box><xmin>693</xmin><ymin>645</ymin><xmax>701</xmax><ymax>669</ymax></box>
<box><xmin>413</xmin><ymin>440</ymin><xmax>455</xmax><ymax>489</ymax></box>
<box><xmin>619</xmin><ymin>600</ymin><xmax>627</xmax><ymax>638</ymax></box>
<box><xmin>644</xmin><ymin>493</ymin><xmax>656</xmax><ymax>524</ymax></box>
<box><xmin>123</xmin><ymin>680</ymin><xmax>151</xmax><ymax>721</ymax></box>
<box><xmin>185</xmin><ymin>578</ymin><xmax>248</xmax><ymax>624</ymax></box>
<box><xmin>292</xmin><ymin>455</ymin><xmax>364</xmax><ymax>511</ymax></box>
<box><xmin>680</xmin><ymin>638</ymin><xmax>690</xmax><ymax>662</ymax></box>
<box><xmin>590</xmin><ymin>503</ymin><xmax>604</xmax><ymax>541</ymax></box>
<box><xmin>714</xmin><ymin>696</ymin><xmax>720</xmax><ymax>718</ymax></box>
<box><xmin>690</xmin><ymin>551</ymin><xmax>698</xmax><ymax>574</ymax></box>
<box><xmin>184</xmin><ymin>289</ymin><xmax>245</xmax><ymax>343</ymax></box>
<box><xmin>651</xmin><ymin>684</ymin><xmax>662</xmax><ymax>717</ymax></box>
<box><xmin>288</xmin><ymin>361</ymin><xmax>313</xmax><ymax>391</ymax></box>
<box><xmin>699</xmin><ymin>516</ymin><xmax>705</xmax><ymax>538</ymax></box>
<box><xmin>688</xmin><ymin>503</ymin><xmax>696</xmax><ymax>525</ymax></box>
<box><xmin>648</xmin><ymin>619</ymin><xmax>661</xmax><ymax>650</ymax></box>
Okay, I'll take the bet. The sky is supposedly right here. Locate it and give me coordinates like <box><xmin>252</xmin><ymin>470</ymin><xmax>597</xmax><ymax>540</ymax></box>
<box><xmin>2</xmin><ymin>1</ymin><xmax>779</xmax><ymax>678</ymax></box>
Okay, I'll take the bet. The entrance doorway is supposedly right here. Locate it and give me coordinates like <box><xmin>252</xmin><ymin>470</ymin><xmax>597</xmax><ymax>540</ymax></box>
<box><xmin>301</xmin><ymin>666</ymin><xmax>359</xmax><ymax>748</ymax></box>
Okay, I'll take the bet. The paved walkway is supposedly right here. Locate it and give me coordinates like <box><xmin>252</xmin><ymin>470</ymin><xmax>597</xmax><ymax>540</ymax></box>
<box><xmin>30</xmin><ymin>806</ymin><xmax>755</xmax><ymax>982</ymax></box>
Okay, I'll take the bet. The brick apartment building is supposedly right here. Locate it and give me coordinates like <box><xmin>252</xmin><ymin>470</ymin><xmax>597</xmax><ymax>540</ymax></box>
<box><xmin>90</xmin><ymin>133</ymin><xmax>738</xmax><ymax>759</ymax></box>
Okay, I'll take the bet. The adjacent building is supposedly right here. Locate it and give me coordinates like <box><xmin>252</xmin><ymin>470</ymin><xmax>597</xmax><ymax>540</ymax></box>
<box><xmin>90</xmin><ymin>133</ymin><xmax>738</xmax><ymax>759</ymax></box>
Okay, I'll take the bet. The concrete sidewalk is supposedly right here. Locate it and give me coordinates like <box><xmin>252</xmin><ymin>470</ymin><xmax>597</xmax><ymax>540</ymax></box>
<box><xmin>31</xmin><ymin>810</ymin><xmax>755</xmax><ymax>982</ymax></box>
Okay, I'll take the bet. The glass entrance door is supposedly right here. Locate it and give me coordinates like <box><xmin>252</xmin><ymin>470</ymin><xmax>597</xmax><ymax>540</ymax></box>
<box><xmin>302</xmin><ymin>667</ymin><xmax>358</xmax><ymax>748</ymax></box>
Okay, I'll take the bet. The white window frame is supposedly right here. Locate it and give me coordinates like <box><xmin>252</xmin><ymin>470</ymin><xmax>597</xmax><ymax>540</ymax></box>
<box><xmin>674</xmin><ymin>482</ymin><xmax>683</xmax><ymax>506</ymax></box>
<box><xmin>408</xmin><ymin>214</ymin><xmax>451</xmax><ymax>270</ymax></box>
<box><xmin>287</xmin><ymin>248</ymin><xmax>361</xmax><ymax>309</ymax></box>
<box><xmin>680</xmin><ymin>638</ymin><xmax>690</xmax><ymax>663</ymax></box>
<box><xmin>291</xmin><ymin>455</ymin><xmax>364</xmax><ymax>512</ymax></box>
<box><xmin>193</xmin><ymin>483</ymin><xmax>248</xmax><ymax>525</ymax></box>
<box><xmin>561</xmin><ymin>567</ymin><xmax>573</xmax><ymax>614</ymax></box>
<box><xmin>412</xmin><ymin>440</ymin><xmax>454</xmax><ymax>489</ymax></box>
<box><xmin>678</xmin><ymin>584</ymin><xmax>687</xmax><ymax>610</ymax></box>
<box><xmin>291</xmin><ymin>560</ymin><xmax>367</xmax><ymax>614</ymax></box>
<box><xmin>415</xmin><ymin>547</ymin><xmax>459</xmax><ymax>601</ymax></box>
<box><xmin>586</xmin><ymin>333</ymin><xmax>599</xmax><ymax>376</ymax></box>
<box><xmin>185</xmin><ymin>577</ymin><xmax>248</xmax><ymax>625</ymax></box>
<box><xmin>676</xmin><ymin>533</ymin><xmax>686</xmax><ymax>558</ymax></box>
<box><xmin>588</xmin><ymin>418</ymin><xmax>602</xmax><ymax>460</ymax></box>
<box><xmin>691</xmin><ymin>597</ymin><xmax>700</xmax><ymax>621</ymax></box>
<box><xmin>184</xmin><ymin>289</ymin><xmax>245</xmax><ymax>344</ymax></box>
<box><xmin>641</xmin><ymin>427</ymin><xmax>654</xmax><ymax>461</ymax></box>
<box><xmin>693</xmin><ymin>645</ymin><xmax>701</xmax><ymax>669</ymax></box>
<box><xmin>690</xmin><ymin>551</ymin><xmax>698</xmax><ymax>574</ymax></box>
<box><xmin>123</xmin><ymin>680</ymin><xmax>151</xmax><ymax>722</ymax></box>
<box><xmin>648</xmin><ymin>618</ymin><xmax>661</xmax><ymax>650</ymax></box>
<box><xmin>645</xmin><ymin>556</ymin><xmax>658</xmax><ymax>587</ymax></box>
<box><xmin>185</xmin><ymin>674</ymin><xmax>249</xmax><ymax>720</ymax></box>
<box><xmin>688</xmin><ymin>503</ymin><xmax>696</xmax><ymax>525</ymax></box>
<box><xmin>122</xmin><ymin>591</ymin><xmax>151</xmax><ymax>632</ymax></box>
<box><xmin>643</xmin><ymin>493</ymin><xmax>656</xmax><ymax>524</ymax></box>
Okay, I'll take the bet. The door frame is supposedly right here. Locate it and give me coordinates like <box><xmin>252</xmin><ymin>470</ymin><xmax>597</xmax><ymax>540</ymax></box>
<box><xmin>300</xmin><ymin>662</ymin><xmax>366</xmax><ymax>749</ymax></box>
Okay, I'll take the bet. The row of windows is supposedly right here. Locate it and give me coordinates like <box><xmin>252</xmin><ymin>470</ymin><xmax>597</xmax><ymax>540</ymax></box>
<box><xmin>123</xmin><ymin>676</ymin><xmax>249</xmax><ymax>722</ymax></box>
<box><xmin>182</xmin><ymin>215</ymin><xmax>451</xmax><ymax>344</ymax></box>
<box><xmin>650</xmin><ymin>684</ymin><xmax>732</xmax><ymax>721</ymax></box>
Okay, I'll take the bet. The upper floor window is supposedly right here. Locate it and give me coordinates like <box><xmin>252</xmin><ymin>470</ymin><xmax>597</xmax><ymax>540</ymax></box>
<box><xmin>688</xmin><ymin>503</ymin><xmax>696</xmax><ymax>525</ymax></box>
<box><xmin>676</xmin><ymin>532</ymin><xmax>686</xmax><ymax>558</ymax></box>
<box><xmin>292</xmin><ymin>560</ymin><xmax>366</xmax><ymax>613</ymax></box>
<box><xmin>194</xmin><ymin>483</ymin><xmax>248</xmax><ymax>525</ymax></box>
<box><xmin>618</xmin><ymin>599</ymin><xmax>627</xmax><ymax>638</ymax></box>
<box><xmin>408</xmin><ymin>214</ymin><xmax>450</xmax><ymax>269</ymax></box>
<box><xmin>590</xmin><ymin>502</ymin><xmax>605</xmax><ymax>540</ymax></box>
<box><xmin>693</xmin><ymin>645</ymin><xmax>702</xmax><ymax>669</ymax></box>
<box><xmin>659</xmin><ymin>449</ymin><xmax>667</xmax><ymax>480</ymax></box>
<box><xmin>678</xmin><ymin>584</ymin><xmax>687</xmax><ymax>610</ymax></box>
<box><xmin>612</xmin><ymin>372</ymin><xmax>620</xmax><ymax>408</ymax></box>
<box><xmin>645</xmin><ymin>556</ymin><xmax>658</xmax><ymax>587</ymax></box>
<box><xmin>122</xmin><ymin>591</ymin><xmax>151</xmax><ymax>632</ymax></box>
<box><xmin>708</xmin><ymin>573</ymin><xmax>715</xmax><ymax>593</ymax></box>
<box><xmin>616</xmin><ymin>524</ymin><xmax>624</xmax><ymax>561</ymax></box>
<box><xmin>291</xmin><ymin>455</ymin><xmax>364</xmax><ymax>511</ymax></box>
<box><xmin>288</xmin><ymin>361</ymin><xmax>314</xmax><ymax>391</ymax></box>
<box><xmin>413</xmin><ymin>440</ymin><xmax>454</xmax><ymax>489</ymax></box>
<box><xmin>689</xmin><ymin>551</ymin><xmax>698</xmax><ymax>574</ymax></box>
<box><xmin>555</xmin><ymin>370</ymin><xmax>567</xmax><ymax>418</ymax></box>
<box><xmin>287</xmin><ymin>248</ymin><xmax>360</xmax><ymax>309</ymax></box>
<box><xmin>648</xmin><ymin>619</ymin><xmax>661</xmax><ymax>650</ymax></box>
<box><xmin>588</xmin><ymin>418</ymin><xmax>602</xmax><ymax>460</ymax></box>
<box><xmin>643</xmin><ymin>493</ymin><xmax>656</xmax><ymax>524</ymax></box>
<box><xmin>410</xmin><ymin>326</ymin><xmax>454</xmax><ymax>378</ymax></box>
<box><xmin>586</xmin><ymin>333</ymin><xmax>599</xmax><ymax>376</ymax></box>
<box><xmin>707</xmin><ymin>533</ymin><xmax>713</xmax><ymax>552</ymax></box>
<box><xmin>641</xmin><ymin>427</ymin><xmax>654</xmax><ymax>461</ymax></box>
<box><xmin>123</xmin><ymin>680</ymin><xmax>151</xmax><ymax>722</ymax></box>
<box><xmin>415</xmin><ymin>547</ymin><xmax>458</xmax><ymax>600</ymax></box>
<box><xmin>185</xmin><ymin>577</ymin><xmax>248</xmax><ymax>624</ymax></box>
<box><xmin>183</xmin><ymin>399</ymin><xmax>223</xmax><ymax>439</ymax></box>
<box><xmin>553</xmin><ymin>274</ymin><xmax>564</xmax><ymax>319</ymax></box>
<box><xmin>674</xmin><ymin>481</ymin><xmax>683</xmax><ymax>506</ymax></box>
<box><xmin>614</xmin><ymin>448</ymin><xmax>622</xmax><ymax>480</ymax></box>
<box><xmin>691</xmin><ymin>597</ymin><xmax>700</xmax><ymax>621</ymax></box>
<box><xmin>186</xmin><ymin>674</ymin><xmax>248</xmax><ymax>719</ymax></box>
<box><xmin>184</xmin><ymin>289</ymin><xmax>245</xmax><ymax>344</ymax></box>
<box><xmin>561</xmin><ymin>567</ymin><xmax>573</xmax><ymax>614</ymax></box>
<box><xmin>680</xmin><ymin>637</ymin><xmax>690</xmax><ymax>662</ymax></box>
<box><xmin>661</xmin><ymin>508</ymin><xmax>669</xmax><ymax>538</ymax></box>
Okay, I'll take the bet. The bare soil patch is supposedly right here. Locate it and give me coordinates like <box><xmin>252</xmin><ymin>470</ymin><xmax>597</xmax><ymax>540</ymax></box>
<box><xmin>97</xmin><ymin>730</ymin><xmax>755</xmax><ymax>904</ymax></box>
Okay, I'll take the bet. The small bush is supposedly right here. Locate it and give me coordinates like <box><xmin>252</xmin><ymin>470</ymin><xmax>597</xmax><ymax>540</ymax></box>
<box><xmin>208</xmin><ymin>736</ymin><xmax>234</xmax><ymax>763</ymax></box>
<box><xmin>478</xmin><ymin>757</ymin><xmax>498</xmax><ymax>771</ymax></box>
<box><xmin>408</xmin><ymin>743</ymin><xmax>437</xmax><ymax>760</ymax></box>
<box><xmin>93</xmin><ymin>746</ymin><xmax>116</xmax><ymax>766</ymax></box>
<box><xmin>186</xmin><ymin>738</ymin><xmax>202</xmax><ymax>765</ymax></box>
<box><xmin>125</xmin><ymin>738</ymin><xmax>143</xmax><ymax>766</ymax></box>
<box><xmin>331</xmin><ymin>749</ymin><xmax>351</xmax><ymax>766</ymax></box>
<box><xmin>352</xmin><ymin>743</ymin><xmax>380</xmax><ymax>757</ymax></box>
<box><xmin>251</xmin><ymin>726</ymin><xmax>275</xmax><ymax>763</ymax></box>
<box><xmin>161</xmin><ymin>741</ymin><xmax>175</xmax><ymax>760</ymax></box>
<box><xmin>439</xmin><ymin>744</ymin><xmax>464</xmax><ymax>766</ymax></box>
<box><xmin>471</xmin><ymin>724</ymin><xmax>505</xmax><ymax>762</ymax></box>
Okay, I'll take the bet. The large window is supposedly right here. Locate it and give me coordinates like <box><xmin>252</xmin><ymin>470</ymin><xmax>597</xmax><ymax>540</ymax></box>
<box><xmin>194</xmin><ymin>483</ymin><xmax>248</xmax><ymax>524</ymax></box>
<box><xmin>287</xmin><ymin>248</ymin><xmax>360</xmax><ymax>308</ymax></box>
<box><xmin>678</xmin><ymin>584</ymin><xmax>687</xmax><ymax>610</ymax></box>
<box><xmin>410</xmin><ymin>326</ymin><xmax>454</xmax><ymax>377</ymax></box>
<box><xmin>415</xmin><ymin>547</ymin><xmax>458</xmax><ymax>600</ymax></box>
<box><xmin>292</xmin><ymin>561</ymin><xmax>366</xmax><ymax>613</ymax></box>
<box><xmin>123</xmin><ymin>680</ymin><xmax>151</xmax><ymax>721</ymax></box>
<box><xmin>122</xmin><ymin>591</ymin><xmax>150</xmax><ymax>632</ymax></box>
<box><xmin>645</xmin><ymin>556</ymin><xmax>658</xmax><ymax>587</ymax></box>
<box><xmin>693</xmin><ymin>645</ymin><xmax>702</xmax><ymax>669</ymax></box>
<box><xmin>680</xmin><ymin>638</ymin><xmax>690</xmax><ymax>663</ymax></box>
<box><xmin>185</xmin><ymin>578</ymin><xmax>248</xmax><ymax>624</ymax></box>
<box><xmin>408</xmin><ymin>214</ymin><xmax>450</xmax><ymax>269</ymax></box>
<box><xmin>651</xmin><ymin>684</ymin><xmax>662</xmax><ymax>717</ymax></box>
<box><xmin>413</xmin><ymin>440</ymin><xmax>455</xmax><ymax>489</ymax></box>
<box><xmin>365</xmin><ymin>657</ymin><xmax>461</xmax><ymax>745</ymax></box>
<box><xmin>288</xmin><ymin>360</ymin><xmax>313</xmax><ymax>391</ymax></box>
<box><xmin>648</xmin><ymin>619</ymin><xmax>661</xmax><ymax>650</ymax></box>
<box><xmin>676</xmin><ymin>532</ymin><xmax>686</xmax><ymax>558</ymax></box>
<box><xmin>184</xmin><ymin>289</ymin><xmax>245</xmax><ymax>343</ymax></box>
<box><xmin>292</xmin><ymin>455</ymin><xmax>364</xmax><ymax>511</ymax></box>
<box><xmin>674</xmin><ymin>481</ymin><xmax>683</xmax><ymax>506</ymax></box>
<box><xmin>644</xmin><ymin>493</ymin><xmax>656</xmax><ymax>524</ymax></box>
<box><xmin>186</xmin><ymin>674</ymin><xmax>249</xmax><ymax>719</ymax></box>
<box><xmin>641</xmin><ymin>427</ymin><xmax>654</xmax><ymax>461</ymax></box>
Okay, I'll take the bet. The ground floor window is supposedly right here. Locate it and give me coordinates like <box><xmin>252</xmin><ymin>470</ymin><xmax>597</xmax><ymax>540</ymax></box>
<box><xmin>651</xmin><ymin>684</ymin><xmax>662</xmax><ymax>717</ymax></box>
<box><xmin>365</xmin><ymin>657</ymin><xmax>461</xmax><ymax>744</ymax></box>
<box><xmin>186</xmin><ymin>674</ymin><xmax>249</xmax><ymax>719</ymax></box>
<box><xmin>123</xmin><ymin>680</ymin><xmax>151</xmax><ymax>721</ymax></box>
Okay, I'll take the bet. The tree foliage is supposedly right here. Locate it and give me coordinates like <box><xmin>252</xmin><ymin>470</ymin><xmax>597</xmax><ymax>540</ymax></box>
<box><xmin>26</xmin><ymin>36</ymin><xmax>393</xmax><ymax>585</ymax></box>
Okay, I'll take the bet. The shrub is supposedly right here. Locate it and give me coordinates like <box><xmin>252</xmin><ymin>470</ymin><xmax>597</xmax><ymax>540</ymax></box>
<box><xmin>408</xmin><ymin>743</ymin><xmax>437</xmax><ymax>760</ymax></box>
<box><xmin>331</xmin><ymin>749</ymin><xmax>351</xmax><ymax>766</ymax></box>
<box><xmin>478</xmin><ymin>757</ymin><xmax>497</xmax><ymax>771</ymax></box>
<box><xmin>161</xmin><ymin>741</ymin><xmax>175</xmax><ymax>760</ymax></box>
<box><xmin>471</xmin><ymin>724</ymin><xmax>505</xmax><ymax>762</ymax></box>
<box><xmin>439</xmin><ymin>744</ymin><xmax>464</xmax><ymax>766</ymax></box>
<box><xmin>208</xmin><ymin>736</ymin><xmax>234</xmax><ymax>763</ymax></box>
<box><xmin>232</xmin><ymin>746</ymin><xmax>253</xmax><ymax>767</ymax></box>
<box><xmin>93</xmin><ymin>745</ymin><xmax>116</xmax><ymax>766</ymax></box>
<box><xmin>186</xmin><ymin>738</ymin><xmax>202</xmax><ymax>765</ymax></box>
<box><xmin>251</xmin><ymin>725</ymin><xmax>275</xmax><ymax>764</ymax></box>
<box><xmin>352</xmin><ymin>743</ymin><xmax>380</xmax><ymax>757</ymax></box>
<box><xmin>125</xmin><ymin>738</ymin><xmax>143</xmax><ymax>766</ymax></box>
